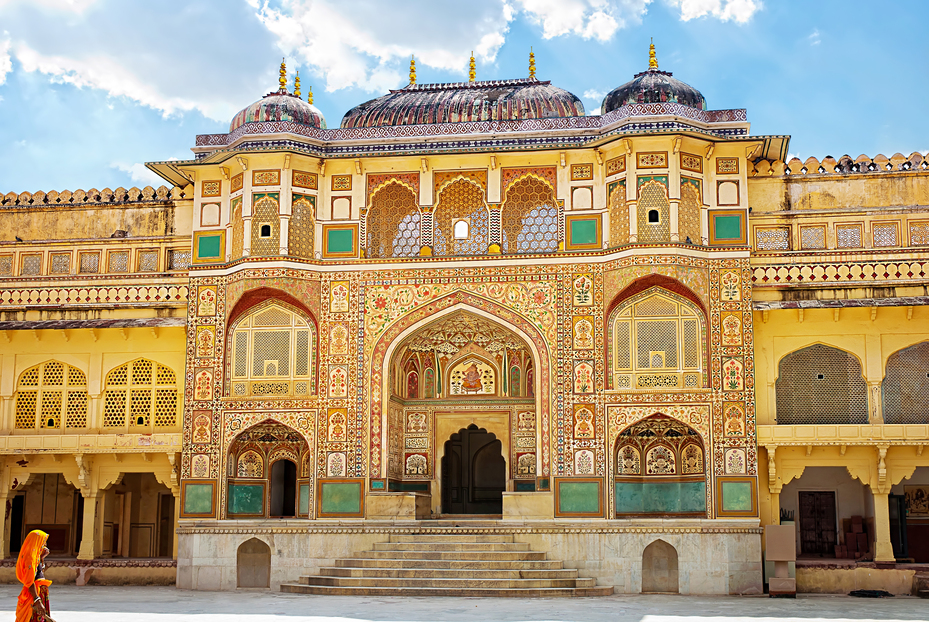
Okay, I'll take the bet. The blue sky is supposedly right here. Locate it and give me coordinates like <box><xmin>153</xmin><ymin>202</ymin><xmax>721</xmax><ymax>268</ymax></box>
<box><xmin>1</xmin><ymin>0</ymin><xmax>926</xmax><ymax>192</ymax></box>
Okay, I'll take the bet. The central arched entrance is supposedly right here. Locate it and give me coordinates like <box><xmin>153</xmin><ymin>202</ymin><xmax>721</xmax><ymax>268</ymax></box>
<box><xmin>442</xmin><ymin>425</ymin><xmax>506</xmax><ymax>514</ymax></box>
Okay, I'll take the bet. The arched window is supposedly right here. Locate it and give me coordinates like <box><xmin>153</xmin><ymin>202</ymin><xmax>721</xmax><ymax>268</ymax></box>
<box><xmin>614</xmin><ymin>414</ymin><xmax>706</xmax><ymax>516</ymax></box>
<box><xmin>229</xmin><ymin>302</ymin><xmax>316</xmax><ymax>397</ymax></box>
<box><xmin>434</xmin><ymin>179</ymin><xmax>487</xmax><ymax>256</ymax></box>
<box><xmin>288</xmin><ymin>194</ymin><xmax>316</xmax><ymax>259</ymax></box>
<box><xmin>250</xmin><ymin>194</ymin><xmax>280</xmax><ymax>257</ymax></box>
<box><xmin>15</xmin><ymin>361</ymin><xmax>88</xmax><ymax>429</ymax></box>
<box><xmin>366</xmin><ymin>182</ymin><xmax>420</xmax><ymax>258</ymax></box>
<box><xmin>607</xmin><ymin>288</ymin><xmax>705</xmax><ymax>390</ymax></box>
<box><xmin>501</xmin><ymin>177</ymin><xmax>558</xmax><ymax>254</ymax></box>
<box><xmin>637</xmin><ymin>180</ymin><xmax>670</xmax><ymax>243</ymax></box>
<box><xmin>102</xmin><ymin>359</ymin><xmax>179</xmax><ymax>428</ymax></box>
<box><xmin>775</xmin><ymin>344</ymin><xmax>868</xmax><ymax>424</ymax></box>
<box><xmin>882</xmin><ymin>342</ymin><xmax>929</xmax><ymax>424</ymax></box>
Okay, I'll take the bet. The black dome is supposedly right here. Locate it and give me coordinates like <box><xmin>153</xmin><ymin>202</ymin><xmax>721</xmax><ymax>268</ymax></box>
<box><xmin>602</xmin><ymin>44</ymin><xmax>706</xmax><ymax>114</ymax></box>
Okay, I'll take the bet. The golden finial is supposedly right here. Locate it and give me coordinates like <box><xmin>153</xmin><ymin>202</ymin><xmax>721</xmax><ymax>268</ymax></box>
<box><xmin>294</xmin><ymin>70</ymin><xmax>301</xmax><ymax>97</ymax></box>
<box><xmin>279</xmin><ymin>57</ymin><xmax>287</xmax><ymax>90</ymax></box>
<box><xmin>307</xmin><ymin>86</ymin><xmax>314</xmax><ymax>105</ymax></box>
<box><xmin>648</xmin><ymin>38</ymin><xmax>658</xmax><ymax>70</ymax></box>
<box><xmin>529</xmin><ymin>47</ymin><xmax>536</xmax><ymax>80</ymax></box>
<box><xmin>468</xmin><ymin>51</ymin><xmax>476</xmax><ymax>83</ymax></box>
<box><xmin>409</xmin><ymin>55</ymin><xmax>416</xmax><ymax>85</ymax></box>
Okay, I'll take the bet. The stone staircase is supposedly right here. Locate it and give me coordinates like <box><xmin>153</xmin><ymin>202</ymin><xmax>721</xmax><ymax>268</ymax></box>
<box><xmin>281</xmin><ymin>532</ymin><xmax>613</xmax><ymax>597</ymax></box>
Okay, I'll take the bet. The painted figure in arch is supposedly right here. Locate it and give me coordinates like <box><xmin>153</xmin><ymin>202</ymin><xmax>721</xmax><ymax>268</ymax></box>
<box><xmin>461</xmin><ymin>363</ymin><xmax>483</xmax><ymax>393</ymax></box>
<box><xmin>16</xmin><ymin>529</ymin><xmax>52</xmax><ymax>622</ymax></box>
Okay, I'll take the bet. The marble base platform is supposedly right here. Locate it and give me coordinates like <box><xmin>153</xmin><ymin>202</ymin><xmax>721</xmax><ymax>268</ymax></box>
<box><xmin>176</xmin><ymin>518</ymin><xmax>762</xmax><ymax>595</ymax></box>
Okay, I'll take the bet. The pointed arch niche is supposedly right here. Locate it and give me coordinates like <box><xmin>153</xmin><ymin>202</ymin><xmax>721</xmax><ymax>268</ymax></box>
<box><xmin>376</xmin><ymin>300</ymin><xmax>545</xmax><ymax>495</ymax></box>
<box><xmin>226</xmin><ymin>420</ymin><xmax>311</xmax><ymax>519</ymax></box>
<box><xmin>614</xmin><ymin>414</ymin><xmax>707</xmax><ymax>517</ymax></box>
<box><xmin>606</xmin><ymin>284</ymin><xmax>707</xmax><ymax>391</ymax></box>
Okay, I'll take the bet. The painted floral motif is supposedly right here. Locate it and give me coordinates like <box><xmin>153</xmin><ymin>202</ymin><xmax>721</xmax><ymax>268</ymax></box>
<box><xmin>573</xmin><ymin>361</ymin><xmax>594</xmax><ymax>394</ymax></box>
<box><xmin>405</xmin><ymin>453</ymin><xmax>427</xmax><ymax>476</ymax></box>
<box><xmin>572</xmin><ymin>317</ymin><xmax>594</xmax><ymax>350</ymax></box>
<box><xmin>645</xmin><ymin>445</ymin><xmax>675</xmax><ymax>474</ymax></box>
<box><xmin>723</xmin><ymin>358</ymin><xmax>744</xmax><ymax>391</ymax></box>
<box><xmin>720</xmin><ymin>270</ymin><xmax>741</xmax><ymax>301</ymax></box>
<box><xmin>721</xmin><ymin>313</ymin><xmax>742</xmax><ymax>346</ymax></box>
<box><xmin>327</xmin><ymin>452</ymin><xmax>346</xmax><ymax>477</ymax></box>
<box><xmin>329</xmin><ymin>324</ymin><xmax>349</xmax><ymax>356</ymax></box>
<box><xmin>191</xmin><ymin>454</ymin><xmax>210</xmax><ymax>479</ymax></box>
<box><xmin>330</xmin><ymin>281</ymin><xmax>349</xmax><ymax>313</ymax></box>
<box><xmin>197</xmin><ymin>286</ymin><xmax>217</xmax><ymax>316</ymax></box>
<box><xmin>681</xmin><ymin>444</ymin><xmax>703</xmax><ymax>474</ymax></box>
<box><xmin>574</xmin><ymin>450</ymin><xmax>594</xmax><ymax>475</ymax></box>
<box><xmin>192</xmin><ymin>412</ymin><xmax>211</xmax><ymax>444</ymax></box>
<box><xmin>617</xmin><ymin>446</ymin><xmax>641</xmax><ymax>475</ymax></box>
<box><xmin>517</xmin><ymin>453</ymin><xmax>536</xmax><ymax>476</ymax></box>
<box><xmin>237</xmin><ymin>450</ymin><xmax>263</xmax><ymax>477</ymax></box>
<box><xmin>194</xmin><ymin>369</ymin><xmax>213</xmax><ymax>401</ymax></box>
<box><xmin>573</xmin><ymin>407</ymin><xmax>595</xmax><ymax>439</ymax></box>
<box><xmin>196</xmin><ymin>326</ymin><xmax>215</xmax><ymax>358</ymax></box>
<box><xmin>407</xmin><ymin>412</ymin><xmax>427</xmax><ymax>433</ymax></box>
<box><xmin>328</xmin><ymin>366</ymin><xmax>348</xmax><ymax>397</ymax></box>
<box><xmin>573</xmin><ymin>274</ymin><xmax>593</xmax><ymax>306</ymax></box>
<box><xmin>725</xmin><ymin>404</ymin><xmax>746</xmax><ymax>437</ymax></box>
<box><xmin>328</xmin><ymin>409</ymin><xmax>347</xmax><ymax>442</ymax></box>
<box><xmin>517</xmin><ymin>411</ymin><xmax>535</xmax><ymax>432</ymax></box>
<box><xmin>725</xmin><ymin>448</ymin><xmax>746</xmax><ymax>474</ymax></box>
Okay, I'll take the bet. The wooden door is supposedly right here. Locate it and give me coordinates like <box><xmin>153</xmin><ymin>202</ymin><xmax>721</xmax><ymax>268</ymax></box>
<box><xmin>441</xmin><ymin>424</ymin><xmax>505</xmax><ymax>514</ymax></box>
<box><xmin>799</xmin><ymin>491</ymin><xmax>837</xmax><ymax>557</ymax></box>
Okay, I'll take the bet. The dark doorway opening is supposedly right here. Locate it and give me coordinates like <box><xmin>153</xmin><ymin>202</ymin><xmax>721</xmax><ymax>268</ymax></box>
<box><xmin>269</xmin><ymin>459</ymin><xmax>297</xmax><ymax>517</ymax></box>
<box><xmin>9</xmin><ymin>494</ymin><xmax>24</xmax><ymax>553</ymax></box>
<box><xmin>441</xmin><ymin>424</ymin><xmax>506</xmax><ymax>514</ymax></box>
<box><xmin>889</xmin><ymin>493</ymin><xmax>908</xmax><ymax>560</ymax></box>
<box><xmin>799</xmin><ymin>491</ymin><xmax>837</xmax><ymax>557</ymax></box>
<box><xmin>158</xmin><ymin>493</ymin><xmax>175</xmax><ymax>557</ymax></box>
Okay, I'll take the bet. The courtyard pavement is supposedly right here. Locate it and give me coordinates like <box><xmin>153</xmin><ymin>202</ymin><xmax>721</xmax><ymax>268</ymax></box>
<box><xmin>0</xmin><ymin>585</ymin><xmax>924</xmax><ymax>621</ymax></box>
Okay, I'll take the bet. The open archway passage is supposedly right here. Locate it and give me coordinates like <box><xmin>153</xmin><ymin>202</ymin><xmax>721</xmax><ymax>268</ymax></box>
<box><xmin>269</xmin><ymin>459</ymin><xmax>297</xmax><ymax>517</ymax></box>
<box><xmin>442</xmin><ymin>424</ymin><xmax>505</xmax><ymax>514</ymax></box>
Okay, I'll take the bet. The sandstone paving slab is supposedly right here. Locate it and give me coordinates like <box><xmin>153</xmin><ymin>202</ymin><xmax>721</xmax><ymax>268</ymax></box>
<box><xmin>0</xmin><ymin>585</ymin><xmax>925</xmax><ymax>622</ymax></box>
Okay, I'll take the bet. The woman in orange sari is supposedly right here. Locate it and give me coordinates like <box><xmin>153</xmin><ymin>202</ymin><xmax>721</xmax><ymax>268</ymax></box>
<box><xmin>15</xmin><ymin>529</ymin><xmax>52</xmax><ymax>622</ymax></box>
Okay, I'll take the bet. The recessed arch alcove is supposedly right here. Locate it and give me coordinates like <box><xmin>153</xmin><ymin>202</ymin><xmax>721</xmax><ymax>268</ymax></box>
<box><xmin>236</xmin><ymin>537</ymin><xmax>271</xmax><ymax>588</ymax></box>
<box><xmin>642</xmin><ymin>539</ymin><xmax>679</xmax><ymax>593</ymax></box>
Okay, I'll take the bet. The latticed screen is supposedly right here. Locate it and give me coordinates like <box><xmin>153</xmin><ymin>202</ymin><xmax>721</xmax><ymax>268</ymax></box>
<box><xmin>434</xmin><ymin>180</ymin><xmax>488</xmax><ymax>256</ymax></box>
<box><xmin>230</xmin><ymin>303</ymin><xmax>315</xmax><ymax>396</ymax></box>
<box><xmin>367</xmin><ymin>183</ymin><xmax>420</xmax><ymax>258</ymax></box>
<box><xmin>608</xmin><ymin>182</ymin><xmax>628</xmax><ymax>247</ymax></box>
<box><xmin>609</xmin><ymin>290</ymin><xmax>704</xmax><ymax>389</ymax></box>
<box><xmin>637</xmin><ymin>181</ymin><xmax>670</xmax><ymax>243</ymax></box>
<box><xmin>231</xmin><ymin>197</ymin><xmax>244</xmax><ymax>259</ymax></box>
<box><xmin>250</xmin><ymin>195</ymin><xmax>281</xmax><ymax>256</ymax></box>
<box><xmin>501</xmin><ymin>177</ymin><xmax>558</xmax><ymax>254</ymax></box>
<box><xmin>775</xmin><ymin>344</ymin><xmax>868</xmax><ymax>424</ymax></box>
<box><xmin>679</xmin><ymin>183</ymin><xmax>701</xmax><ymax>244</ymax></box>
<box><xmin>288</xmin><ymin>196</ymin><xmax>315</xmax><ymax>259</ymax></box>
<box><xmin>14</xmin><ymin>361</ymin><xmax>88</xmax><ymax>429</ymax></box>
<box><xmin>882</xmin><ymin>342</ymin><xmax>929</xmax><ymax>424</ymax></box>
<box><xmin>108</xmin><ymin>251</ymin><xmax>129</xmax><ymax>273</ymax></box>
<box><xmin>103</xmin><ymin>359</ymin><xmax>179</xmax><ymax>428</ymax></box>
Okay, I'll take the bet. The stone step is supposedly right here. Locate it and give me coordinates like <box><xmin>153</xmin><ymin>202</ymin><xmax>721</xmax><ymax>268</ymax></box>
<box><xmin>353</xmin><ymin>550</ymin><xmax>548</xmax><ymax>561</ymax></box>
<box><xmin>298</xmin><ymin>576</ymin><xmax>597</xmax><ymax>589</ymax></box>
<box><xmin>280</xmin><ymin>583</ymin><xmax>614</xmax><ymax>598</ymax></box>
<box><xmin>319</xmin><ymin>566</ymin><xmax>580</xmax><ymax>579</ymax></box>
<box><xmin>334</xmin><ymin>558</ymin><xmax>564</xmax><ymax>570</ymax></box>
<box><xmin>388</xmin><ymin>534</ymin><xmax>516</xmax><ymax>543</ymax></box>
<box><xmin>372</xmin><ymin>541</ymin><xmax>531</xmax><ymax>552</ymax></box>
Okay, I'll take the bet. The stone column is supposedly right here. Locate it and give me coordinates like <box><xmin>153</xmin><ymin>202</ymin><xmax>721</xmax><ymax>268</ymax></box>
<box><xmin>77</xmin><ymin>489</ymin><xmax>104</xmax><ymax>560</ymax></box>
<box><xmin>870</xmin><ymin>489</ymin><xmax>895</xmax><ymax>562</ymax></box>
<box><xmin>669</xmin><ymin>200</ymin><xmax>680</xmax><ymax>242</ymax></box>
<box><xmin>0</xmin><ymin>487</ymin><xmax>11</xmax><ymax>559</ymax></box>
<box><xmin>172</xmin><ymin>488</ymin><xmax>181</xmax><ymax>561</ymax></box>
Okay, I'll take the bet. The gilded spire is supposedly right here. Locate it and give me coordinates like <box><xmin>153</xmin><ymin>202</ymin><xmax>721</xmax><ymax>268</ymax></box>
<box><xmin>409</xmin><ymin>55</ymin><xmax>416</xmax><ymax>85</ymax></box>
<box><xmin>294</xmin><ymin>70</ymin><xmax>301</xmax><ymax>97</ymax></box>
<box><xmin>648</xmin><ymin>38</ymin><xmax>658</xmax><ymax>70</ymax></box>
<box><xmin>279</xmin><ymin>57</ymin><xmax>287</xmax><ymax>90</ymax></box>
<box><xmin>468</xmin><ymin>51</ymin><xmax>476</xmax><ymax>83</ymax></box>
<box><xmin>307</xmin><ymin>85</ymin><xmax>314</xmax><ymax>105</ymax></box>
<box><xmin>529</xmin><ymin>47</ymin><xmax>536</xmax><ymax>80</ymax></box>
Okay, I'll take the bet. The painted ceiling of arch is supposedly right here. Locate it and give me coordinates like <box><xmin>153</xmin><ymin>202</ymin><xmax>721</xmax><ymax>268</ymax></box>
<box><xmin>617</xmin><ymin>414</ymin><xmax>702</xmax><ymax>450</ymax></box>
<box><xmin>233</xmin><ymin>421</ymin><xmax>305</xmax><ymax>445</ymax></box>
<box><xmin>397</xmin><ymin>311</ymin><xmax>529</xmax><ymax>357</ymax></box>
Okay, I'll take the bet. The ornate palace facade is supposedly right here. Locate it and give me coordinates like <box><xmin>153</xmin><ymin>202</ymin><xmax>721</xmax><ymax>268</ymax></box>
<box><xmin>1</xmin><ymin>48</ymin><xmax>927</xmax><ymax>594</ymax></box>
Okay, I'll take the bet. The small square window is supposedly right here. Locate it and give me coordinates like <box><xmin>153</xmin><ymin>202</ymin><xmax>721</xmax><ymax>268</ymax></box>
<box><xmin>260</xmin><ymin>224</ymin><xmax>272</xmax><ymax>238</ymax></box>
<box><xmin>647</xmin><ymin>209</ymin><xmax>660</xmax><ymax>224</ymax></box>
<box><xmin>816</xmin><ymin>373</ymin><xmax>825</xmax><ymax>380</ymax></box>
<box><xmin>453</xmin><ymin>219</ymin><xmax>470</xmax><ymax>239</ymax></box>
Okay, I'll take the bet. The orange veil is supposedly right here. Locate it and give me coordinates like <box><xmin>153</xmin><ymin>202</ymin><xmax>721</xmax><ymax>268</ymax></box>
<box><xmin>15</xmin><ymin>529</ymin><xmax>51</xmax><ymax>622</ymax></box>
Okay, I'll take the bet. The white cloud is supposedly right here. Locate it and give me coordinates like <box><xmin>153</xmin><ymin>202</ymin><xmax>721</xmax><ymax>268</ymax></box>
<box><xmin>583</xmin><ymin>88</ymin><xmax>605</xmax><ymax>100</ymax></box>
<box><xmin>808</xmin><ymin>29</ymin><xmax>821</xmax><ymax>46</ymax></box>
<box><xmin>0</xmin><ymin>37</ymin><xmax>11</xmax><ymax>85</ymax></box>
<box><xmin>671</xmin><ymin>0</ymin><xmax>761</xmax><ymax>23</ymax></box>
<box><xmin>517</xmin><ymin>0</ymin><xmax>646</xmax><ymax>41</ymax></box>
<box><xmin>110</xmin><ymin>162</ymin><xmax>163</xmax><ymax>186</ymax></box>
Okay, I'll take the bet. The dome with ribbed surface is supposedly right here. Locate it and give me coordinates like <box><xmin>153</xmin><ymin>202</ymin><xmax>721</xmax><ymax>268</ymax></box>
<box><xmin>341</xmin><ymin>78</ymin><xmax>584</xmax><ymax>128</ymax></box>
<box><xmin>602</xmin><ymin>44</ymin><xmax>706</xmax><ymax>114</ymax></box>
<box><xmin>230</xmin><ymin>89</ymin><xmax>327</xmax><ymax>132</ymax></box>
